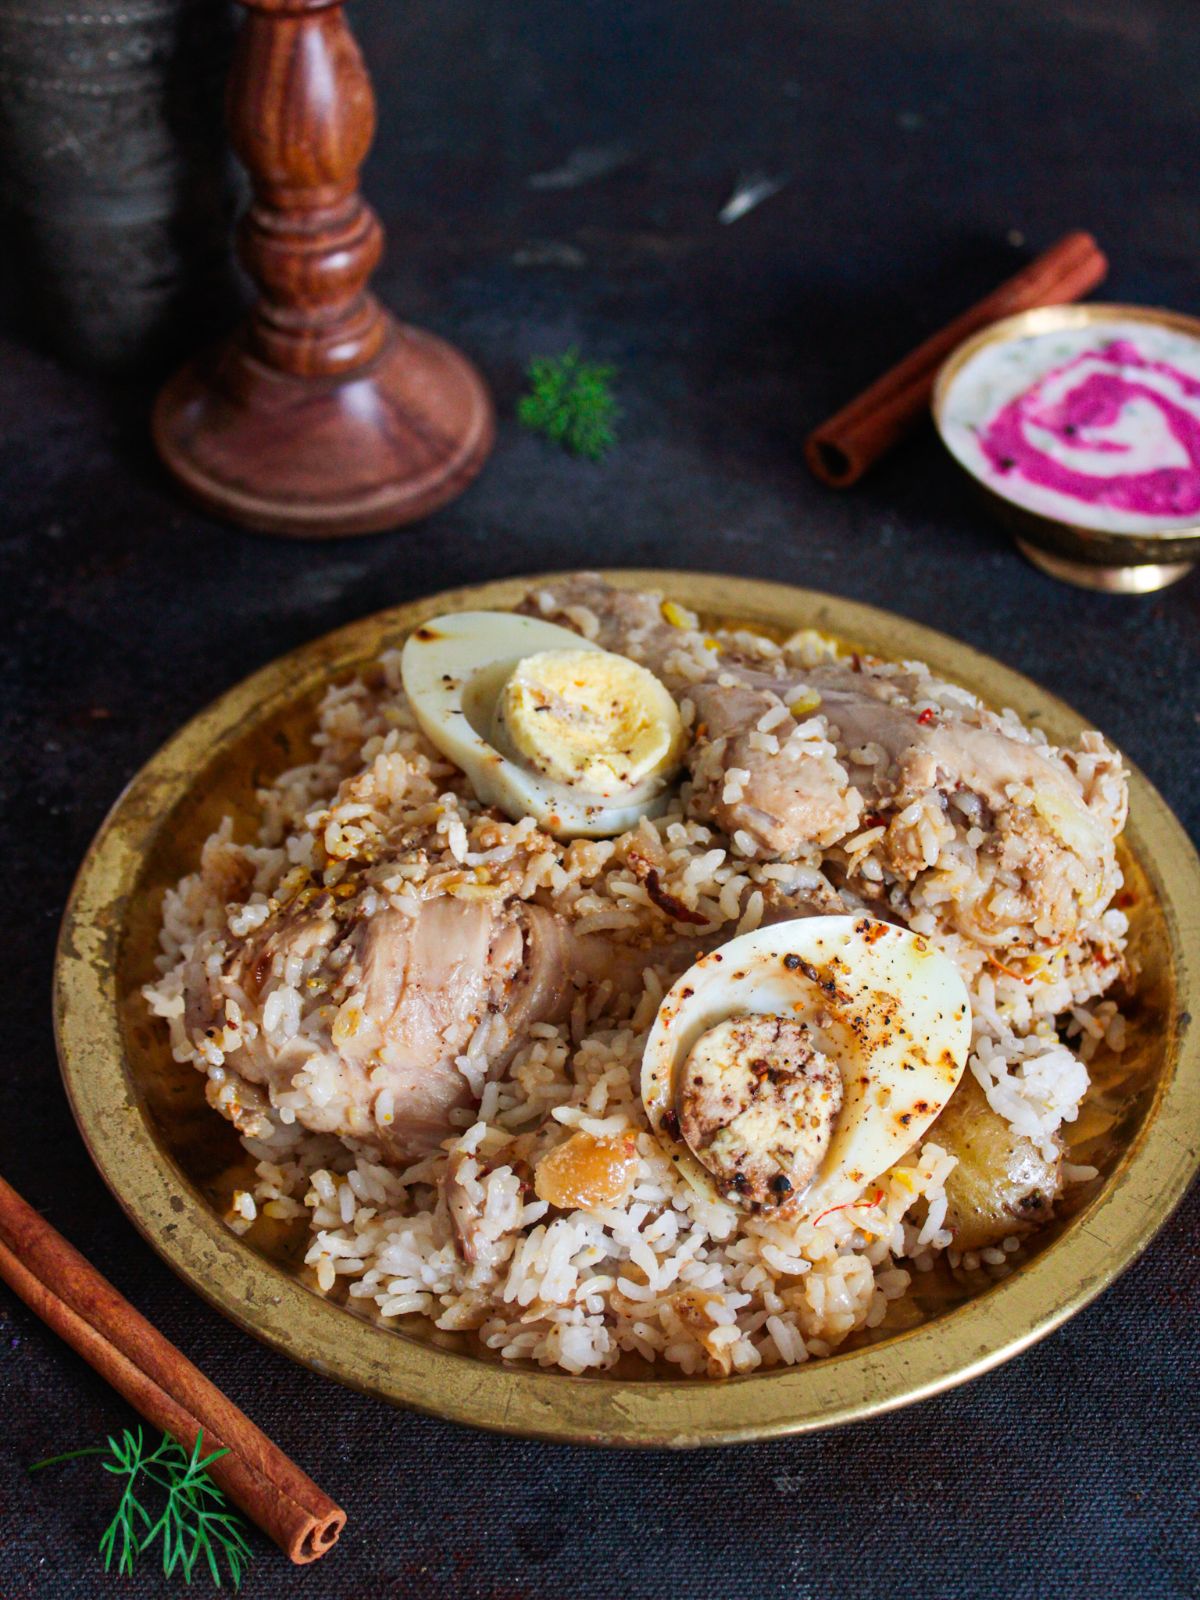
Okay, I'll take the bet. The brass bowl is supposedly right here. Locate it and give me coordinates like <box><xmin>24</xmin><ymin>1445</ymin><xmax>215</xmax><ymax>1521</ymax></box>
<box><xmin>932</xmin><ymin>303</ymin><xmax>1200</xmax><ymax>593</ymax></box>
<box><xmin>53</xmin><ymin>571</ymin><xmax>1200</xmax><ymax>1444</ymax></box>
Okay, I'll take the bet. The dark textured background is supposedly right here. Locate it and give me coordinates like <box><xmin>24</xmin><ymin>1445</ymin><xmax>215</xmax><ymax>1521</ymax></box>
<box><xmin>3</xmin><ymin>1</ymin><xmax>1199</xmax><ymax>1595</ymax></box>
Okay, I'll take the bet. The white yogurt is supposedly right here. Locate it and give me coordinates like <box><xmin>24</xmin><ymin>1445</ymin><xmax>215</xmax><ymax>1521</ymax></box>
<box><xmin>939</xmin><ymin>319</ymin><xmax>1200</xmax><ymax>534</ymax></box>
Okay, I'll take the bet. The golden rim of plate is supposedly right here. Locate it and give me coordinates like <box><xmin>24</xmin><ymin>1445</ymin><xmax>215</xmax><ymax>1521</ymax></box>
<box><xmin>53</xmin><ymin>570</ymin><xmax>1200</xmax><ymax>1446</ymax></box>
<box><xmin>932</xmin><ymin>302</ymin><xmax>1200</xmax><ymax>591</ymax></box>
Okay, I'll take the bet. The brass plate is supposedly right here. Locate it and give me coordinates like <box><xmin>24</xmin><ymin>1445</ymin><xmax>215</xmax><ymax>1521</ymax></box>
<box><xmin>53</xmin><ymin>571</ymin><xmax>1200</xmax><ymax>1445</ymax></box>
<box><xmin>932</xmin><ymin>302</ymin><xmax>1200</xmax><ymax>591</ymax></box>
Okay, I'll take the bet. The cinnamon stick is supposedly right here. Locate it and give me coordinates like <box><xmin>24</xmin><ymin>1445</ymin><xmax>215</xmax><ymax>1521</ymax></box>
<box><xmin>804</xmin><ymin>230</ymin><xmax>1108</xmax><ymax>487</ymax></box>
<box><xmin>0</xmin><ymin>1174</ymin><xmax>345</xmax><ymax>1564</ymax></box>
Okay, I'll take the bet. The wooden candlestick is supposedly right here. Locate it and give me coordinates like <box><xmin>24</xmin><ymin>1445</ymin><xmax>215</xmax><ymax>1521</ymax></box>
<box><xmin>152</xmin><ymin>0</ymin><xmax>494</xmax><ymax>538</ymax></box>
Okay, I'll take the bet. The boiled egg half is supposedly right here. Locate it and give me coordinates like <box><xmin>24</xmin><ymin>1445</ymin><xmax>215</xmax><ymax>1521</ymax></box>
<box><xmin>401</xmin><ymin>611</ymin><xmax>685</xmax><ymax>838</ymax></box>
<box><xmin>641</xmin><ymin>915</ymin><xmax>971</xmax><ymax>1216</ymax></box>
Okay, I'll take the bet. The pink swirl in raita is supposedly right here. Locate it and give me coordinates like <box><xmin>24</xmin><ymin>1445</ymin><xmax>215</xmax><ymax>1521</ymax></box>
<box><xmin>981</xmin><ymin>339</ymin><xmax>1200</xmax><ymax>519</ymax></box>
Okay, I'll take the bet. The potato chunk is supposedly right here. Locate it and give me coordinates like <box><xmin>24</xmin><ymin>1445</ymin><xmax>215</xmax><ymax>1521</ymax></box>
<box><xmin>935</xmin><ymin>1074</ymin><xmax>1062</xmax><ymax>1252</ymax></box>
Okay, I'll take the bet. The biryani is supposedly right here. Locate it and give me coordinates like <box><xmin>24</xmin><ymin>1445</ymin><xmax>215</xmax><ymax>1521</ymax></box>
<box><xmin>144</xmin><ymin>575</ymin><xmax>1130</xmax><ymax>1377</ymax></box>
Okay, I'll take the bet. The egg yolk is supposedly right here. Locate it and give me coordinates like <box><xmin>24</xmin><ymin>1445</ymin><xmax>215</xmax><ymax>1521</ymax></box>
<box><xmin>677</xmin><ymin>1014</ymin><xmax>843</xmax><ymax>1209</ymax></box>
<box><xmin>494</xmin><ymin>648</ymin><xmax>684</xmax><ymax>795</ymax></box>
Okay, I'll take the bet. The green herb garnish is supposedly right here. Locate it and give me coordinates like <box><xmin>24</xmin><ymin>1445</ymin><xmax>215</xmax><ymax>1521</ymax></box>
<box><xmin>518</xmin><ymin>347</ymin><xmax>619</xmax><ymax>459</ymax></box>
<box><xmin>30</xmin><ymin>1427</ymin><xmax>252</xmax><ymax>1588</ymax></box>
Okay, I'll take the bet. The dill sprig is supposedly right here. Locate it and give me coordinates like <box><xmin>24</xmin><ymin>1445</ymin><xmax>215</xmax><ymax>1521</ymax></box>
<box><xmin>518</xmin><ymin>347</ymin><xmax>619</xmax><ymax>460</ymax></box>
<box><xmin>30</xmin><ymin>1426</ymin><xmax>253</xmax><ymax>1589</ymax></box>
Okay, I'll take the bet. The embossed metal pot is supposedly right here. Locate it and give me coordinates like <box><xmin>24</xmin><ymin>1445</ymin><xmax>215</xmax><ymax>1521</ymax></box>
<box><xmin>0</xmin><ymin>0</ymin><xmax>243</xmax><ymax>372</ymax></box>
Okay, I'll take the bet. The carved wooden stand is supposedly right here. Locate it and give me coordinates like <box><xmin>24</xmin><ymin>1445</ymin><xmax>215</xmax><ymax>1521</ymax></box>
<box><xmin>152</xmin><ymin>0</ymin><xmax>494</xmax><ymax>538</ymax></box>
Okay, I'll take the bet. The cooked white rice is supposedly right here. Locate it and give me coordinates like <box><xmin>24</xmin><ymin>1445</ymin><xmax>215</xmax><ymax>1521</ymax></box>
<box><xmin>144</xmin><ymin>625</ymin><xmax>1129</xmax><ymax>1376</ymax></box>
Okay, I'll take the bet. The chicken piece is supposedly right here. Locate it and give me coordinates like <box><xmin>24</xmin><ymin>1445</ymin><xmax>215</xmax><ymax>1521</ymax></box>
<box><xmin>183</xmin><ymin>894</ymin><xmax>514</xmax><ymax>1157</ymax></box>
<box><xmin>182</xmin><ymin>886</ymin><xmax>647</xmax><ymax>1162</ymax></box>
<box><xmin>686</xmin><ymin>677</ymin><xmax>864</xmax><ymax>854</ymax></box>
<box><xmin>343</xmin><ymin>896</ymin><xmax>528</xmax><ymax>1151</ymax></box>
<box><xmin>524</xmin><ymin>575</ymin><xmax>1127</xmax><ymax>955</ymax></box>
<box><xmin>933</xmin><ymin>1074</ymin><xmax>1062</xmax><ymax>1251</ymax></box>
<box><xmin>805</xmin><ymin>666</ymin><xmax>1122</xmax><ymax>948</ymax></box>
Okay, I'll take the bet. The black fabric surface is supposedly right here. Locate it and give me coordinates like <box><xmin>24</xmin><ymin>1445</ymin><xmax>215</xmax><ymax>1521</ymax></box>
<box><xmin>3</xmin><ymin>2</ymin><xmax>1199</xmax><ymax>1595</ymax></box>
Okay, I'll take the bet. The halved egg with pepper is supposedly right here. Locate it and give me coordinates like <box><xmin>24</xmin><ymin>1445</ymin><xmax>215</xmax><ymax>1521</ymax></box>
<box><xmin>401</xmin><ymin>611</ymin><xmax>685</xmax><ymax>838</ymax></box>
<box><xmin>641</xmin><ymin>915</ymin><xmax>971</xmax><ymax>1216</ymax></box>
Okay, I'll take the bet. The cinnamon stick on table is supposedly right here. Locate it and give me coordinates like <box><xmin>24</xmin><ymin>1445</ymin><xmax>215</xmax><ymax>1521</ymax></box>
<box><xmin>0</xmin><ymin>1173</ymin><xmax>346</xmax><ymax>1565</ymax></box>
<box><xmin>804</xmin><ymin>230</ymin><xmax>1108</xmax><ymax>487</ymax></box>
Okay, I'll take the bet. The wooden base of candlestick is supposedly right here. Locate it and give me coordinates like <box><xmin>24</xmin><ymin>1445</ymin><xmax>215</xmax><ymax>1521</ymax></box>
<box><xmin>153</xmin><ymin>319</ymin><xmax>494</xmax><ymax>538</ymax></box>
<box><xmin>152</xmin><ymin>0</ymin><xmax>494</xmax><ymax>539</ymax></box>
